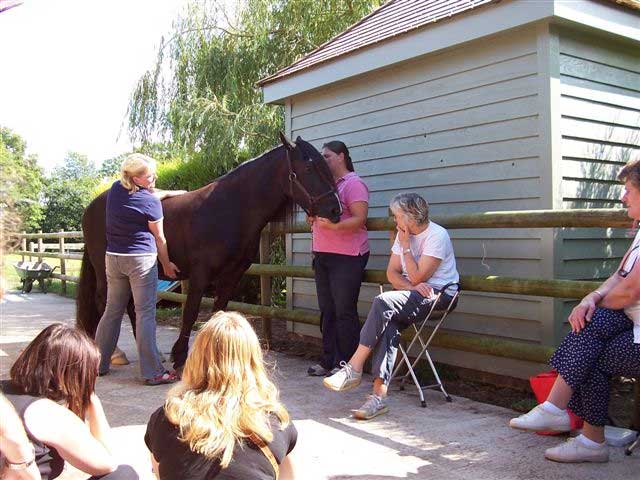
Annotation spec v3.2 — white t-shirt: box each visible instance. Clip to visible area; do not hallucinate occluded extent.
[391,221,459,293]
[622,229,640,344]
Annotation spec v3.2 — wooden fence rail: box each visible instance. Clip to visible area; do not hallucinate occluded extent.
[13,207,639,426]
[11,208,633,362]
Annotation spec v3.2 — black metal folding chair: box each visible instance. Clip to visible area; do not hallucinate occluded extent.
[387,281,461,407]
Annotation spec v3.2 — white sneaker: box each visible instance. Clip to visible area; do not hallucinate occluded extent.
[544,437,609,463]
[509,405,571,432]
[323,361,362,392]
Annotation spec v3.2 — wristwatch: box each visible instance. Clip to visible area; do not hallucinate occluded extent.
[403,248,411,254]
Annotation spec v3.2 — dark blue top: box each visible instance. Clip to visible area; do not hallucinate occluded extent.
[106,180,163,255]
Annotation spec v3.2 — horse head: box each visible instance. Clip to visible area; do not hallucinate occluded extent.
[279,133,342,223]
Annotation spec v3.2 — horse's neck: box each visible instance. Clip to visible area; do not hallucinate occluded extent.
[212,149,289,228]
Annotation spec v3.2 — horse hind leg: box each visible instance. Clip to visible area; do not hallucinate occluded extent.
[171,276,206,370]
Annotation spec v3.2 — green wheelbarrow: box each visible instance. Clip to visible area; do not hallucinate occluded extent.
[13,261,58,293]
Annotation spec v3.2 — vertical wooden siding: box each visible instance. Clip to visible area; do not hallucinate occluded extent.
[286,26,556,360]
[556,28,640,335]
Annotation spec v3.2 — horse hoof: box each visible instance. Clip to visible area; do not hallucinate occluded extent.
[111,347,130,366]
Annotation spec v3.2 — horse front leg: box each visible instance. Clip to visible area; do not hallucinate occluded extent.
[212,265,247,311]
[171,280,205,370]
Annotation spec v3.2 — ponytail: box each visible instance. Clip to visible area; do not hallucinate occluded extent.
[322,140,354,172]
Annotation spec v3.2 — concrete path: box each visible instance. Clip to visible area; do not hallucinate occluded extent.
[1,292,638,480]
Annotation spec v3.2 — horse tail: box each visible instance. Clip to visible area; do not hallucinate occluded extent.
[76,249,99,338]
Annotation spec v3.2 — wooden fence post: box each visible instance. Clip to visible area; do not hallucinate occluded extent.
[37,230,43,261]
[21,232,26,262]
[59,230,66,295]
[29,241,35,262]
[259,227,272,343]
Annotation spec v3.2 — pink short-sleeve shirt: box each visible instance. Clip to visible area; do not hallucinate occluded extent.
[312,172,369,256]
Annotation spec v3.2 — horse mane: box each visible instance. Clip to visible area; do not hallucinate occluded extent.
[219,144,296,231]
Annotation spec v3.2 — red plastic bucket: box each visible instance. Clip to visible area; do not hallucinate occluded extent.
[529,370,583,435]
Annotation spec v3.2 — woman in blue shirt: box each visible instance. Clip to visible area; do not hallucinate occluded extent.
[95,153,184,385]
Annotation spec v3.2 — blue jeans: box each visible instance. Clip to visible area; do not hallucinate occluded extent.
[95,254,165,380]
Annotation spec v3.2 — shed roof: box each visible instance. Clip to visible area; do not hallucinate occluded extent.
[257,0,639,87]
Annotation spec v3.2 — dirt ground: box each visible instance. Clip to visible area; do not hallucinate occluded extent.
[157,310,637,429]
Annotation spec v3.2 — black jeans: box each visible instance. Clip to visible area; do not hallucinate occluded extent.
[313,251,369,370]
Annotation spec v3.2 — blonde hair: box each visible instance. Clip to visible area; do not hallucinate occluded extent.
[120,153,156,193]
[164,311,290,468]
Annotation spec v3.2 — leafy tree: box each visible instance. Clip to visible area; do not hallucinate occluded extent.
[98,153,126,179]
[40,178,96,232]
[54,151,96,180]
[0,127,45,233]
[128,0,383,182]
[40,151,99,232]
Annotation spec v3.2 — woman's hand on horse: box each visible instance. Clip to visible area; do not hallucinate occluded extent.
[163,261,180,279]
[152,189,188,200]
[306,215,316,226]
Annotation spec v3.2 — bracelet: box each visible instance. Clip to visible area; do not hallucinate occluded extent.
[592,290,604,300]
[4,445,36,470]
[403,248,411,254]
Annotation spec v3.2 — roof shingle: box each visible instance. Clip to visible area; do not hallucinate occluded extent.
[258,0,640,87]
[257,0,499,86]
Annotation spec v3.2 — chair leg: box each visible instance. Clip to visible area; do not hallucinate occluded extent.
[390,345,426,407]
[626,433,639,456]
[423,349,452,402]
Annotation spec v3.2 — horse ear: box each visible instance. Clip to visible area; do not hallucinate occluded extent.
[279,132,296,150]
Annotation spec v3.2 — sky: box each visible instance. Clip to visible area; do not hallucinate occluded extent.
[0,0,188,172]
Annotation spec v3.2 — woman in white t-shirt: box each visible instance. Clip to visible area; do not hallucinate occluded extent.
[510,158,640,464]
[322,193,459,420]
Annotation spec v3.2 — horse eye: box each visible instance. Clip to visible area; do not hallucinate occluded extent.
[305,164,313,173]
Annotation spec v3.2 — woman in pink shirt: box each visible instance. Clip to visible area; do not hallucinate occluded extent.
[307,141,369,377]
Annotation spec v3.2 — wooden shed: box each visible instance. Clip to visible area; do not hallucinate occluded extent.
[258,0,640,379]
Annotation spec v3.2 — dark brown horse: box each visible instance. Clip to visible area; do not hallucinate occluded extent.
[77,134,341,368]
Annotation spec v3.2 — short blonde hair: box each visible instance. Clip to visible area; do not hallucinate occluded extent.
[120,153,157,193]
[164,311,289,467]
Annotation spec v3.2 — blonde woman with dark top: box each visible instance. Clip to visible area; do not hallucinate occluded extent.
[145,311,298,479]
[95,153,185,385]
